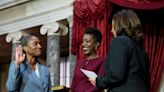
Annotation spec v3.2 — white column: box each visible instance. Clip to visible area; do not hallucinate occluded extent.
[40,22,68,86]
[5,31,22,62]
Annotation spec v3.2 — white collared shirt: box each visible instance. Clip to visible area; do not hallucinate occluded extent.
[35,63,40,79]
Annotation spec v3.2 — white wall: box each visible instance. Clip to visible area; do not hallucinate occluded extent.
[0,0,73,35]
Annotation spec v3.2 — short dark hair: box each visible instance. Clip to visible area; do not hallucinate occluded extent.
[84,27,102,44]
[20,35,33,46]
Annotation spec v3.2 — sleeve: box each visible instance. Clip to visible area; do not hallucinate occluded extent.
[96,38,128,88]
[70,61,79,91]
[6,62,22,91]
[87,86,103,92]
[87,59,105,91]
[48,72,53,92]
[70,75,76,91]
[97,59,105,76]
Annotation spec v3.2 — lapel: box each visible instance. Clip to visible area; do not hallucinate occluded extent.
[38,63,50,89]
[38,63,45,85]
[25,61,44,87]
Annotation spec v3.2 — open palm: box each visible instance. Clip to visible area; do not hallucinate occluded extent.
[15,45,25,66]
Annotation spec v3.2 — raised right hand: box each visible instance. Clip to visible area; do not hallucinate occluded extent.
[15,45,25,67]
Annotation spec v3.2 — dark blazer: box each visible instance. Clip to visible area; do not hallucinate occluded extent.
[96,36,150,92]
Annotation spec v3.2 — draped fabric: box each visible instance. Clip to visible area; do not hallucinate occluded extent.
[145,24,164,92]
[72,0,112,59]
[72,0,164,92]
[107,0,164,9]
[143,11,164,92]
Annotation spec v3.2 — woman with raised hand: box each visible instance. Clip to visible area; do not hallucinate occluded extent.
[6,35,52,92]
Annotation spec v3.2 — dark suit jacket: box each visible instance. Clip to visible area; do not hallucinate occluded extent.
[96,36,150,92]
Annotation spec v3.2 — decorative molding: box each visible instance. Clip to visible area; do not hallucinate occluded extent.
[6,31,22,43]
[0,2,73,35]
[0,0,31,10]
[40,22,59,35]
[58,23,68,36]
[40,22,68,36]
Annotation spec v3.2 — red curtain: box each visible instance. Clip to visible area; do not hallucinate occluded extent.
[71,0,112,60]
[72,0,164,92]
[107,0,164,9]
[144,19,164,92]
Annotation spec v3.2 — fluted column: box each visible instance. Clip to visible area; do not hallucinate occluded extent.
[6,31,22,62]
[40,22,68,86]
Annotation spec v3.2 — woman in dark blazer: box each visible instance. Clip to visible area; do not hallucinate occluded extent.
[89,9,150,92]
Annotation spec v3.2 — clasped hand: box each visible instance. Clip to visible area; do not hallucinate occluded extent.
[89,77,96,86]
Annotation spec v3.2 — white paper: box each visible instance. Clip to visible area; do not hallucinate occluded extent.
[80,68,97,78]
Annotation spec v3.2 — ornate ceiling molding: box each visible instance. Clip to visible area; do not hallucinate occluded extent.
[0,0,73,35]
[0,0,32,10]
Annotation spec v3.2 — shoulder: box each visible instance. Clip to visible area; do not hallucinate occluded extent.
[9,62,16,66]
[111,36,133,47]
[77,59,86,64]
[92,57,105,65]
[97,57,105,66]
[97,57,105,62]
[39,64,48,70]
[8,62,17,70]
[112,36,131,43]
[38,64,49,73]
